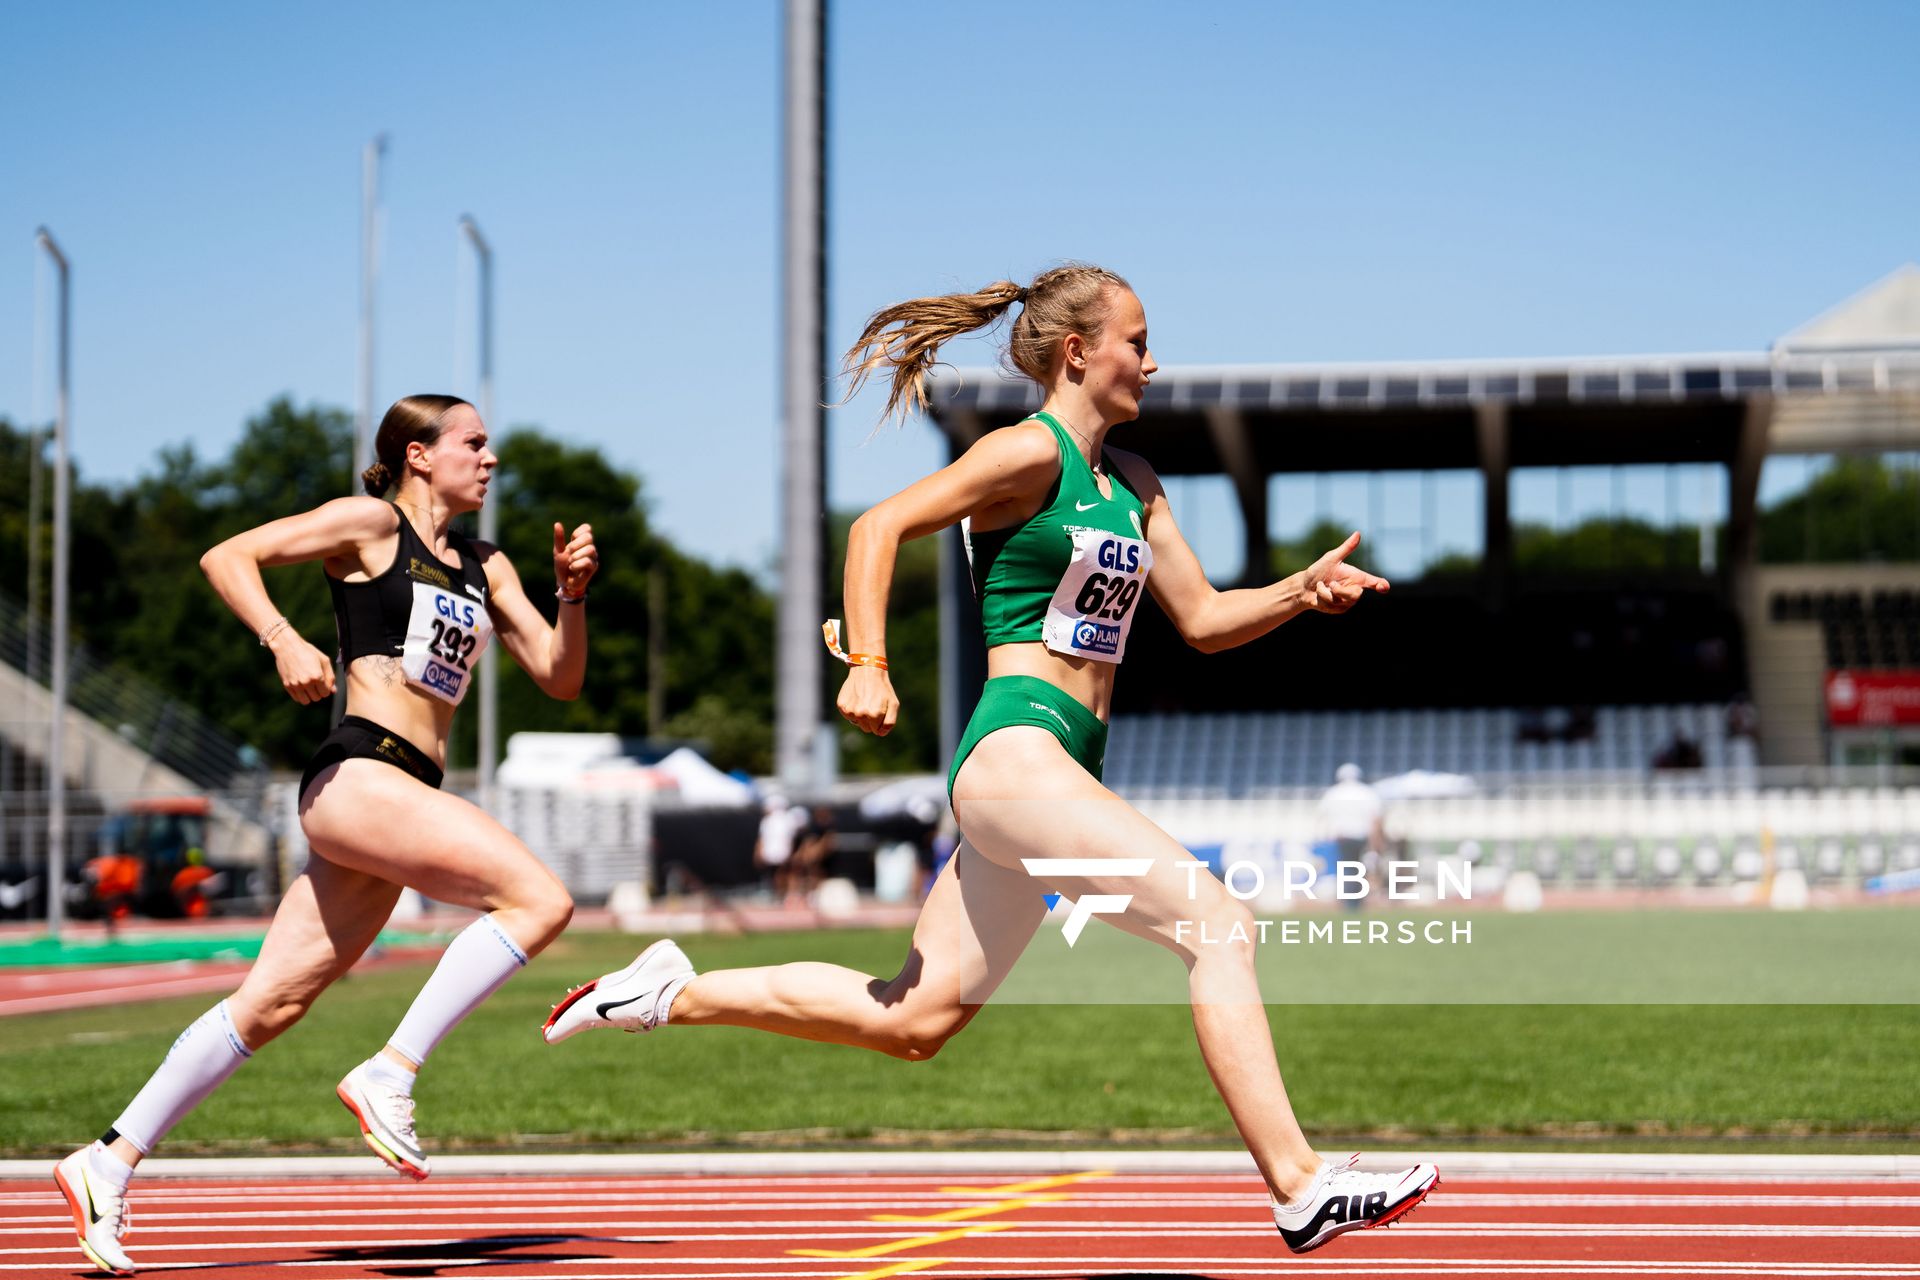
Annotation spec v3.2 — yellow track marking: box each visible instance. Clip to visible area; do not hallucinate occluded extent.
[940,1170,1114,1196]
[871,1192,1066,1223]
[787,1167,1109,1277]
[788,1222,1012,1259]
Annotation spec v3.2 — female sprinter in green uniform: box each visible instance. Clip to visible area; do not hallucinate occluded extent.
[55,395,595,1274]
[545,266,1437,1254]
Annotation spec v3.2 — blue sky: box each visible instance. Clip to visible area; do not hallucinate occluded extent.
[4,1,1916,579]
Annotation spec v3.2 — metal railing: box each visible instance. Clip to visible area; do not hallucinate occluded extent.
[0,588,261,792]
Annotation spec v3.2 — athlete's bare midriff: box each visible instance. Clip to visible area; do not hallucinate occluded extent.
[985,642,1118,721]
[340,661,458,762]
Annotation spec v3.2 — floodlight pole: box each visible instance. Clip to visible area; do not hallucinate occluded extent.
[35,228,70,938]
[775,0,829,790]
[354,135,388,485]
[460,215,498,811]
[342,135,386,722]
[24,424,41,684]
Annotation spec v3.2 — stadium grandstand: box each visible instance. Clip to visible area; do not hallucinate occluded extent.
[926,266,1920,893]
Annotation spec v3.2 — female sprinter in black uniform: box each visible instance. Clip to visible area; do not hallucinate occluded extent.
[55,394,596,1274]
[543,267,1437,1255]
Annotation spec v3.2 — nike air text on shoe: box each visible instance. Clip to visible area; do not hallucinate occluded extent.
[336,1062,429,1180]
[53,1147,135,1275]
[1271,1154,1439,1254]
[543,938,694,1044]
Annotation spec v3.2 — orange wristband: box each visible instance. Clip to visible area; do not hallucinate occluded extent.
[822,619,889,670]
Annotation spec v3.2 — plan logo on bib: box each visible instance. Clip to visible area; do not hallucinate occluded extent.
[1072,619,1121,655]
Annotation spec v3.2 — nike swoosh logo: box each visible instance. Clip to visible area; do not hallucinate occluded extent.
[1075,500,1099,511]
[596,995,646,1020]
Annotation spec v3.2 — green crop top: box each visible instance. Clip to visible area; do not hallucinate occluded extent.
[962,412,1155,664]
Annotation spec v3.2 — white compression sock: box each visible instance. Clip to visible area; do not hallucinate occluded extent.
[386,913,527,1066]
[655,974,693,1027]
[109,1001,253,1155]
[87,1142,134,1190]
[363,1054,418,1095]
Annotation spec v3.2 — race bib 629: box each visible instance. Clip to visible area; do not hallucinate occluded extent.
[1042,528,1152,665]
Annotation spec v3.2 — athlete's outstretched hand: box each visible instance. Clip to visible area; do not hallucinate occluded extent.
[837,665,899,737]
[554,522,599,598]
[269,631,337,705]
[1299,531,1390,615]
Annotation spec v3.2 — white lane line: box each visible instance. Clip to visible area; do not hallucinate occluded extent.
[0,1175,1099,1196]
[3,1153,1916,1179]
[9,1219,1912,1235]
[236,1266,1904,1274]
[7,1190,1918,1211]
[9,1222,1920,1251]
[0,972,251,1016]
[0,961,208,991]
[3,1195,1917,1225]
[0,1198,1225,1216]
[8,1265,1917,1278]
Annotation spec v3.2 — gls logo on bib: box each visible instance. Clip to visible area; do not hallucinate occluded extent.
[1096,538,1142,573]
[436,594,479,629]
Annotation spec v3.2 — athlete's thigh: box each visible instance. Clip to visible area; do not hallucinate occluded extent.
[894,839,1048,1009]
[300,759,562,911]
[234,854,402,1012]
[953,726,1233,950]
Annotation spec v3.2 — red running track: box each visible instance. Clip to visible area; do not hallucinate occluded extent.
[0,949,444,1018]
[4,1169,1918,1279]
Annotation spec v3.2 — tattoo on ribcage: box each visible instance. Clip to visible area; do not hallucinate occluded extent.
[373,656,402,686]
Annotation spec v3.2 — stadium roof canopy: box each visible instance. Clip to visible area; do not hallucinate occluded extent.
[921,266,1920,597]
[923,264,1920,476]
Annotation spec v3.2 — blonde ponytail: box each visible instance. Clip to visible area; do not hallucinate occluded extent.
[841,280,1027,426]
[841,264,1130,428]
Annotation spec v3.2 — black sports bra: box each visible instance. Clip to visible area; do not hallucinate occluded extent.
[328,509,494,705]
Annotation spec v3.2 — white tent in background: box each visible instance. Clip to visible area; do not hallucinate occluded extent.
[652,746,756,805]
[857,774,948,824]
[496,733,630,788]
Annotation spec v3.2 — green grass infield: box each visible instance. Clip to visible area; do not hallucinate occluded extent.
[2,924,1915,1157]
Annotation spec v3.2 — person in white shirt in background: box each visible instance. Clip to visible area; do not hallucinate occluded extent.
[1317,763,1386,911]
[754,794,806,904]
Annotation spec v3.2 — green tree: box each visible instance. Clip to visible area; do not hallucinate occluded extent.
[662,693,772,776]
[3,403,785,775]
[1759,455,1920,563]
[1512,516,1704,575]
[447,427,777,771]
[446,427,660,763]
[1270,519,1365,579]
[142,401,355,765]
[0,420,43,599]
